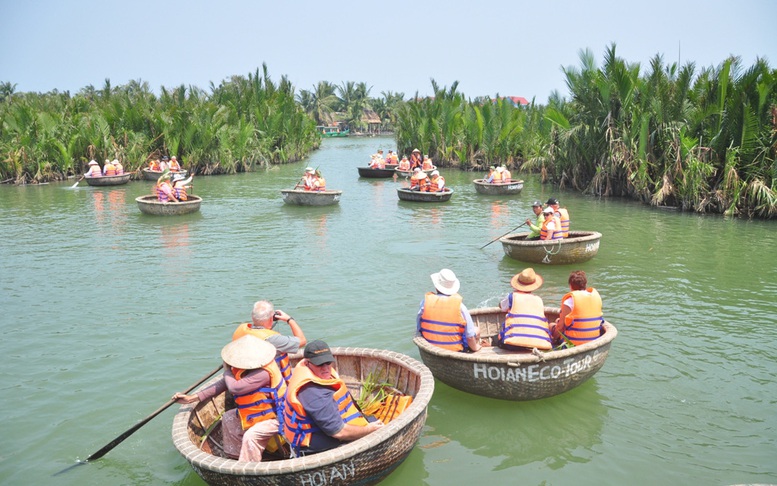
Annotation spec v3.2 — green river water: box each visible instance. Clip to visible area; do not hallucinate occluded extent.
[0,136,775,486]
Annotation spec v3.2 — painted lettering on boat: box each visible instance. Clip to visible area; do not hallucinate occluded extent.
[299,461,355,486]
[333,194,341,202]
[472,353,597,382]
[585,241,600,253]
[507,184,521,190]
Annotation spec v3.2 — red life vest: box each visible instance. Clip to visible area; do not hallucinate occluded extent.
[419,293,466,351]
[561,288,603,345]
[233,323,293,384]
[282,362,368,453]
[232,361,287,430]
[500,292,551,350]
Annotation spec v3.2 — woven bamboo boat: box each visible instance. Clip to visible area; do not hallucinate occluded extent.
[84,173,132,186]
[141,168,188,181]
[357,167,395,178]
[500,231,602,265]
[472,179,524,195]
[135,195,202,215]
[172,347,434,486]
[394,168,413,177]
[414,306,616,401]
[397,187,453,203]
[281,189,342,206]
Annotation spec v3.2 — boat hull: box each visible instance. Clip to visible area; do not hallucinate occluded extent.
[500,231,602,264]
[281,189,342,206]
[397,188,453,202]
[357,167,395,178]
[141,168,188,181]
[472,179,524,195]
[84,173,132,186]
[172,347,434,486]
[414,306,616,401]
[135,195,201,215]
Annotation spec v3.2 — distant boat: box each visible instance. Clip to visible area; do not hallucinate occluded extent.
[357,166,395,178]
[473,179,524,195]
[281,189,342,206]
[135,195,202,215]
[397,187,453,203]
[84,173,132,186]
[142,168,188,181]
[316,126,350,138]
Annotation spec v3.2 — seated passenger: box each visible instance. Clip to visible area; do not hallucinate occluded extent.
[102,159,116,176]
[426,170,445,192]
[421,155,434,171]
[168,156,182,172]
[173,335,286,462]
[499,268,551,351]
[500,165,512,183]
[409,169,429,191]
[155,172,178,202]
[84,160,102,177]
[492,166,504,183]
[551,270,603,347]
[546,197,570,238]
[417,268,485,352]
[148,159,161,171]
[409,149,422,169]
[172,174,193,201]
[113,159,124,175]
[397,156,411,171]
[540,207,560,240]
[283,340,383,456]
[484,166,496,183]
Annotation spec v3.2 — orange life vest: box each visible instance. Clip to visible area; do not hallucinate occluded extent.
[315,177,326,191]
[232,323,293,384]
[540,217,562,240]
[500,292,551,350]
[173,184,187,201]
[86,166,102,177]
[419,293,466,351]
[492,171,503,183]
[155,181,174,202]
[149,161,160,171]
[103,163,116,176]
[282,362,368,453]
[398,160,410,170]
[232,361,287,430]
[561,288,603,345]
[556,208,570,237]
[428,176,444,192]
[169,160,181,171]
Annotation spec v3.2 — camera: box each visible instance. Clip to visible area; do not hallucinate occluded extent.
[273,311,281,320]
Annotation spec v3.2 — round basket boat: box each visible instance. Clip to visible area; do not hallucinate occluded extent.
[414,306,616,401]
[84,173,132,186]
[135,195,202,215]
[281,189,342,206]
[395,168,413,178]
[172,347,434,486]
[472,179,524,195]
[500,231,602,265]
[141,168,188,181]
[357,167,395,178]
[397,187,453,203]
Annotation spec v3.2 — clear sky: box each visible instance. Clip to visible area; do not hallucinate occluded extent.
[2,0,775,104]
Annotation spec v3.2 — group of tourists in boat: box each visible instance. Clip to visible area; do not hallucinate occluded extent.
[296,167,326,191]
[368,148,399,169]
[172,300,400,462]
[418,267,604,353]
[84,158,124,177]
[154,170,193,202]
[483,165,514,184]
[409,167,446,192]
[524,197,571,241]
[147,155,183,173]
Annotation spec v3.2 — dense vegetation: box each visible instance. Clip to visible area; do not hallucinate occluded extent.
[0,65,319,182]
[2,46,775,218]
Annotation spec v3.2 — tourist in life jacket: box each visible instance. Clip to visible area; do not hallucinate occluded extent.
[540,206,560,240]
[499,268,552,351]
[168,156,182,172]
[546,197,570,238]
[427,170,445,192]
[525,200,544,240]
[233,300,307,385]
[148,159,161,171]
[312,170,326,191]
[551,270,604,347]
[421,155,434,171]
[155,172,178,202]
[84,160,102,178]
[484,166,496,183]
[301,167,317,191]
[397,156,411,171]
[368,155,385,169]
[159,156,169,172]
[500,165,512,183]
[386,149,398,164]
[172,174,193,201]
[112,159,123,175]
[492,166,504,183]
[102,159,116,176]
[417,269,486,352]
[283,340,383,456]
[173,335,287,462]
[409,169,430,191]
[409,148,422,169]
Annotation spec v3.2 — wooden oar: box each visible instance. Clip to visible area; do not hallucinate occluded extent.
[71,175,84,188]
[54,364,222,476]
[480,222,527,249]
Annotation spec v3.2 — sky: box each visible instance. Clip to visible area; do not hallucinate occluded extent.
[2,0,776,105]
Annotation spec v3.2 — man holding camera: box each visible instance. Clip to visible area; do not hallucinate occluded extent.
[233,300,308,383]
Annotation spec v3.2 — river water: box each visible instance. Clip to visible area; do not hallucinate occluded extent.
[1,136,775,486]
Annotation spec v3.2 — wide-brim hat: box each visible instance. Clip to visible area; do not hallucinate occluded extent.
[88,160,98,166]
[431,170,440,176]
[412,148,421,153]
[412,171,428,180]
[221,335,276,370]
[511,268,543,292]
[431,268,460,295]
[305,167,315,174]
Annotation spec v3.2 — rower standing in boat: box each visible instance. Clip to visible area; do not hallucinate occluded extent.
[551,270,604,347]
[525,200,544,240]
[417,269,486,352]
[546,197,570,238]
[173,335,286,462]
[499,268,552,351]
[233,300,308,385]
[283,340,383,457]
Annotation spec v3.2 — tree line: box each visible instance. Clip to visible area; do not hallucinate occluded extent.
[1,46,775,218]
